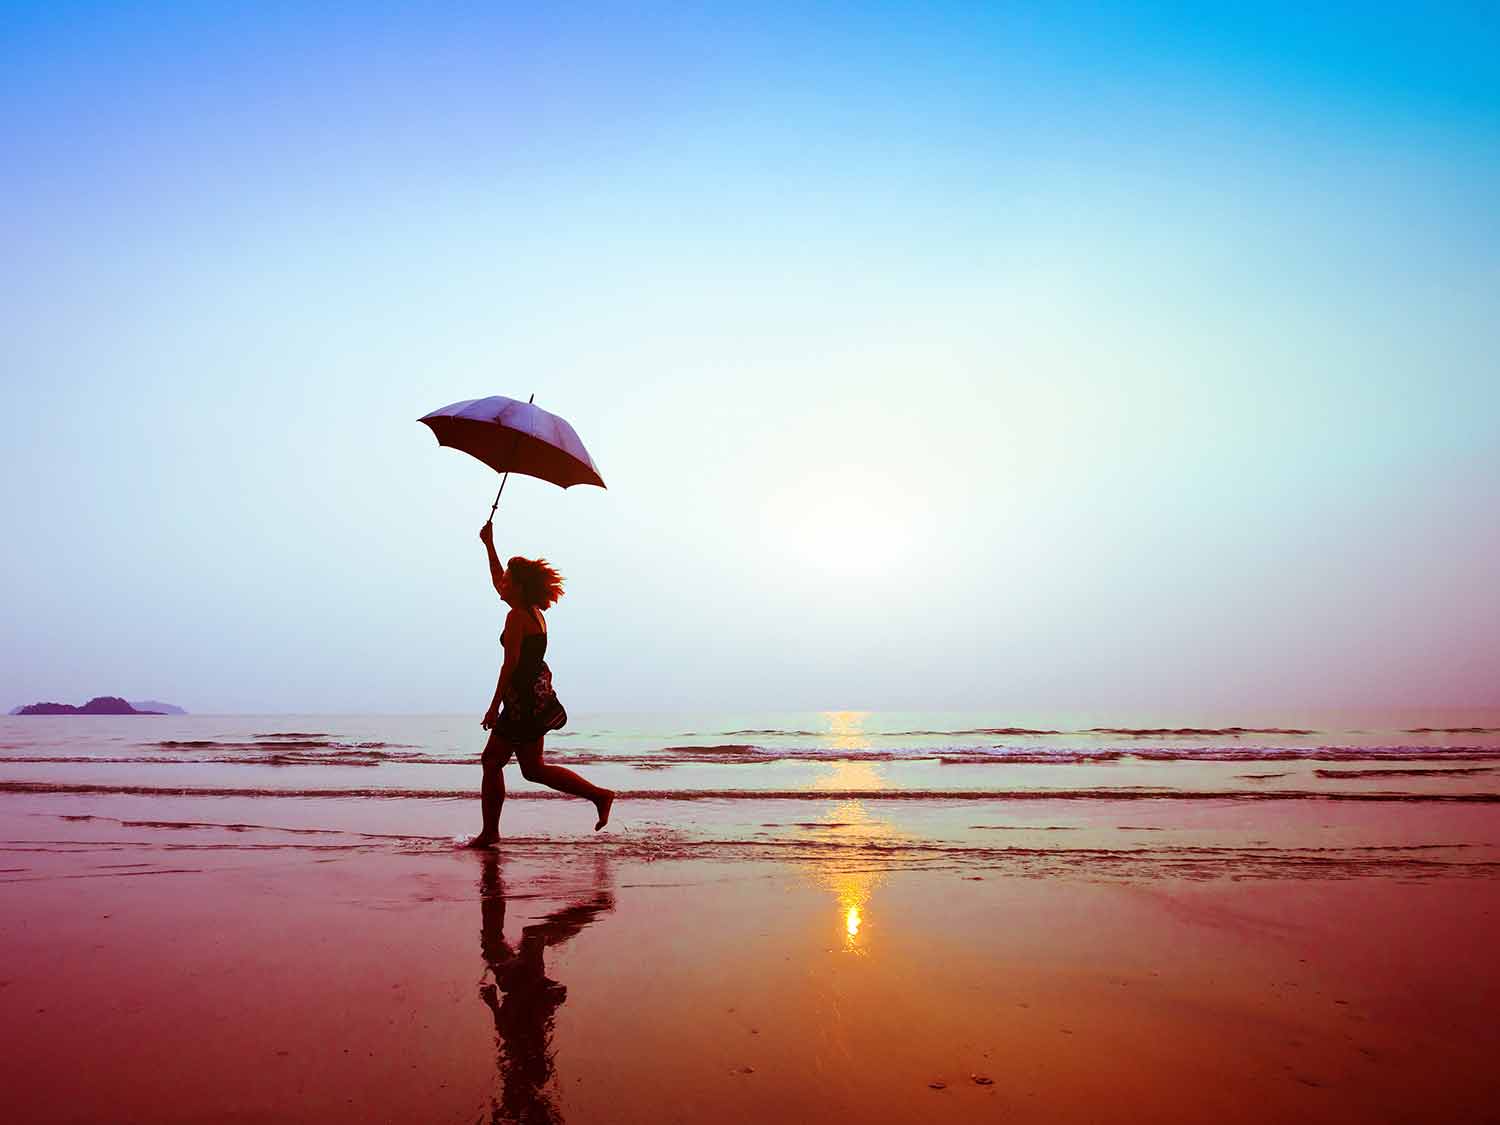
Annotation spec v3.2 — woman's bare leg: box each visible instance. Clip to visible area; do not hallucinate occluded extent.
[467,733,512,847]
[517,738,615,830]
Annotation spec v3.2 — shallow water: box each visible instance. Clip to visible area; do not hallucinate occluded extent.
[3,710,1498,880]
[5,717,1500,1122]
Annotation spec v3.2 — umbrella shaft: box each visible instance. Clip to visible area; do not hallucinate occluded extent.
[489,473,510,521]
[485,394,531,525]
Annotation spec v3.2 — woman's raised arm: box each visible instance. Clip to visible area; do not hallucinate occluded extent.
[479,522,505,598]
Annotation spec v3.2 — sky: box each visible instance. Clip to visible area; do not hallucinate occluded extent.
[2,1,1497,714]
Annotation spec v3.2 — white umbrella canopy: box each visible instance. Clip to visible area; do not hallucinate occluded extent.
[419,395,606,519]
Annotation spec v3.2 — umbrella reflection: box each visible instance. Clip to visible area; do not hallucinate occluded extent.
[477,853,615,1124]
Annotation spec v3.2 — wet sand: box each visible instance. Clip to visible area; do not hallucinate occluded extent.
[2,807,1498,1124]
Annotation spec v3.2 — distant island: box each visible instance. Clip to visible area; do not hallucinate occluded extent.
[128,699,189,715]
[9,696,187,716]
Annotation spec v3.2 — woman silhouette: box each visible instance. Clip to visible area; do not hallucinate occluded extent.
[467,522,613,849]
[476,851,616,1123]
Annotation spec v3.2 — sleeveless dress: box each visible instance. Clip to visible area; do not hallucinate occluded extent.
[495,620,565,740]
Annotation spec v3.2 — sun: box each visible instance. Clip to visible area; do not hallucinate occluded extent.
[757,466,922,585]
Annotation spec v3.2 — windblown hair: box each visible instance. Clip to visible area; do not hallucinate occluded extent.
[505,556,565,609]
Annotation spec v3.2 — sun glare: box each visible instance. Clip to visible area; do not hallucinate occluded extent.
[758,468,923,585]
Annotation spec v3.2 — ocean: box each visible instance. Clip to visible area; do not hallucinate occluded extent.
[4,710,1499,881]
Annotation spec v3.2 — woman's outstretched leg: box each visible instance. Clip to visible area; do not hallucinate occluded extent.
[468,734,511,847]
[516,739,615,831]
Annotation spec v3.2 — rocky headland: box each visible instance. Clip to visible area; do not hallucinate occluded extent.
[9,696,186,716]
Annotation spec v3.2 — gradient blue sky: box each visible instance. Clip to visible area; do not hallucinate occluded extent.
[3,2,1497,713]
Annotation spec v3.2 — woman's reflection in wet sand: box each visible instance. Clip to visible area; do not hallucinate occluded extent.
[477,852,615,1125]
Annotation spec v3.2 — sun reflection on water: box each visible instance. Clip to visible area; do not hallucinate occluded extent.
[811,711,885,793]
[811,760,886,792]
[821,807,886,953]
[824,709,872,753]
[795,712,907,952]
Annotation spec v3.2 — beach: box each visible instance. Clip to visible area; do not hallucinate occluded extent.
[10,1,1499,1119]
[3,712,1499,1123]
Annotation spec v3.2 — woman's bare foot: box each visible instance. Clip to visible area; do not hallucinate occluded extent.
[465,833,499,849]
[593,790,614,832]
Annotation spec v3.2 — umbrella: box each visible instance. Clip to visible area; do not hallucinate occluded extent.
[419,394,606,522]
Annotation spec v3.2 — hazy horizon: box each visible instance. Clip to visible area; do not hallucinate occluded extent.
[4,3,1497,714]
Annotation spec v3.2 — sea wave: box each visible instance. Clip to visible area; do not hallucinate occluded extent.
[6,813,1498,881]
[656,744,760,755]
[935,746,1500,764]
[1405,727,1500,734]
[715,726,1320,737]
[550,744,1500,766]
[886,728,1065,736]
[7,744,1500,769]
[719,729,824,737]
[1313,766,1495,779]
[1083,726,1316,736]
[2,780,1496,802]
[153,739,416,751]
